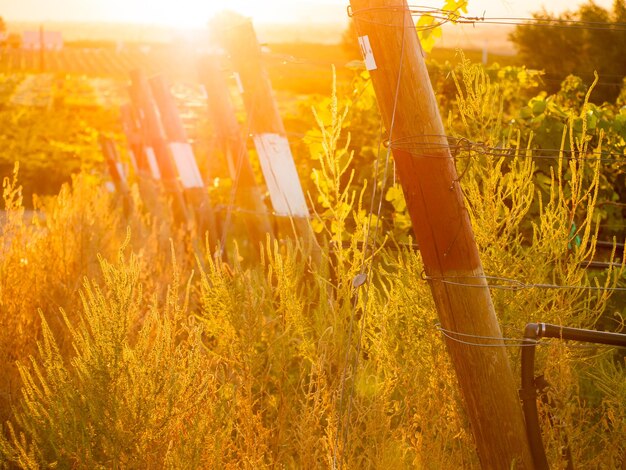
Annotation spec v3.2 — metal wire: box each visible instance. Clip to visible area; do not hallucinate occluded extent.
[348,4,626,32]
[384,135,626,164]
[333,8,409,470]
[422,273,626,292]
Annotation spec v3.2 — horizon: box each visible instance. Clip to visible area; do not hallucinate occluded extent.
[0,0,615,29]
[2,20,350,46]
[1,0,615,50]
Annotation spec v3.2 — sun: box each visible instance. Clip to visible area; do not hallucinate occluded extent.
[3,0,342,27]
[109,0,297,29]
[116,1,219,29]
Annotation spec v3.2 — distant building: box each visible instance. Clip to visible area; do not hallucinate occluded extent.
[22,31,63,51]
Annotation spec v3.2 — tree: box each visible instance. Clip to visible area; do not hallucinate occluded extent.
[510,1,626,102]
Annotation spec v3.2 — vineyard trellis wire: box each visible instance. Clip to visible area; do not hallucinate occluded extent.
[348,4,626,32]
[333,8,407,468]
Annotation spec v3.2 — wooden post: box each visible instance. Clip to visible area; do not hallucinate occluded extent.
[98,134,128,191]
[119,103,148,177]
[214,18,319,257]
[98,134,132,215]
[198,55,274,252]
[119,103,164,216]
[128,69,191,226]
[348,1,533,468]
[38,24,45,72]
[148,74,218,249]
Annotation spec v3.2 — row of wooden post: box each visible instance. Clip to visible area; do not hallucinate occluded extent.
[100,18,318,258]
[101,7,538,469]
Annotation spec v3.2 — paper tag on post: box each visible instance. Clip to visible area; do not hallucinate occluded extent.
[145,147,161,180]
[358,35,377,71]
[253,133,309,218]
[169,142,204,189]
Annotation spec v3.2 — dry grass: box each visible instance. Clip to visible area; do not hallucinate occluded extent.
[0,62,625,469]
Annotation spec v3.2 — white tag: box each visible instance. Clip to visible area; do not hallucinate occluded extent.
[105,181,116,193]
[358,35,377,71]
[253,133,309,218]
[233,72,244,94]
[145,147,161,180]
[169,142,204,189]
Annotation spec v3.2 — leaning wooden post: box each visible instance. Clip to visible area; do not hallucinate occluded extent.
[128,69,191,226]
[349,1,533,468]
[39,24,45,73]
[119,103,165,217]
[98,134,132,215]
[214,18,319,257]
[98,134,128,193]
[198,55,274,252]
[149,74,218,249]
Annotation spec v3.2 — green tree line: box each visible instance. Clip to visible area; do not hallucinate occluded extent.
[510,0,626,102]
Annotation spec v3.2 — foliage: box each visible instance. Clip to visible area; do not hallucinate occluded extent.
[1,251,214,468]
[0,162,193,426]
[1,57,626,469]
[0,161,468,469]
[0,74,120,206]
[509,0,626,102]
[506,73,626,242]
[416,0,468,53]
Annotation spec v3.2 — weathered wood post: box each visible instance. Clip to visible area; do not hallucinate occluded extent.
[120,103,153,179]
[98,135,132,215]
[128,69,191,226]
[39,24,45,73]
[119,103,164,216]
[348,1,533,468]
[149,74,218,249]
[213,17,319,257]
[198,55,274,253]
[99,135,128,192]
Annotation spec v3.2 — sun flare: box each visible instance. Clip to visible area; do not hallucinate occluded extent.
[97,0,300,28]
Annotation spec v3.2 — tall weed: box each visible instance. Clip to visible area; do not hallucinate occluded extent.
[1,60,625,468]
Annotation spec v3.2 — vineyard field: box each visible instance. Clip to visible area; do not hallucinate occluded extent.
[1,8,626,469]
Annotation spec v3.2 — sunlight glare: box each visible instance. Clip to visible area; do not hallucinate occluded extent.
[108,0,298,29]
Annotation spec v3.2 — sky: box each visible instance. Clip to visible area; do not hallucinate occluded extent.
[0,0,616,27]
